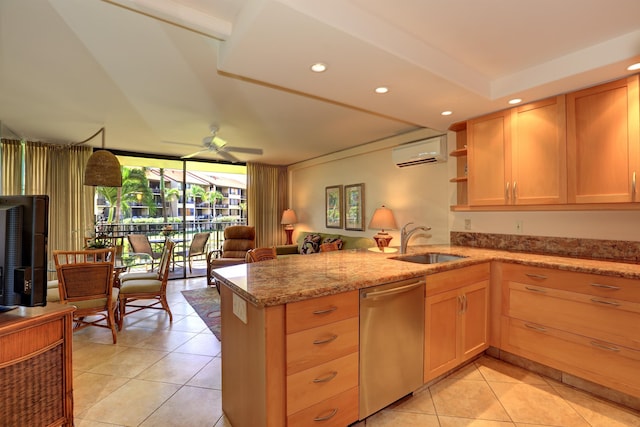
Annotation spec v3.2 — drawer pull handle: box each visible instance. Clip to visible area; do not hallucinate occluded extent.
[525,323,547,332]
[313,371,338,383]
[312,306,338,315]
[525,286,546,293]
[313,335,338,345]
[525,273,547,280]
[590,283,621,290]
[590,298,621,307]
[590,341,620,352]
[314,408,338,422]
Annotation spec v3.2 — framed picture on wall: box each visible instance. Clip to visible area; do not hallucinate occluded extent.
[344,183,365,231]
[325,185,343,228]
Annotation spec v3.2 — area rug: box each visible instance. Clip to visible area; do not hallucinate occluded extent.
[181,287,221,341]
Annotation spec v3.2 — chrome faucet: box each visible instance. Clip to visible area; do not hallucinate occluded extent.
[399,222,431,254]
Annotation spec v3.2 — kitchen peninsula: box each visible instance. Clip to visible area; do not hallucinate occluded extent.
[212,245,640,427]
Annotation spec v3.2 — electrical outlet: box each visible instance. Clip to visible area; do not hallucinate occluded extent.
[464,219,471,230]
[515,220,523,234]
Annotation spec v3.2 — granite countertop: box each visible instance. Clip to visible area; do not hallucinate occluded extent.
[211,245,640,307]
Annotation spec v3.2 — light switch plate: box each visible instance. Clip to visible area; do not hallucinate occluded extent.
[232,293,247,324]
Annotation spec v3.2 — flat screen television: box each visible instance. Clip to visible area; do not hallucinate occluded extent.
[0,195,49,311]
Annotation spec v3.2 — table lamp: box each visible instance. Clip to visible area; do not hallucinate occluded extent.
[281,209,298,245]
[368,205,397,251]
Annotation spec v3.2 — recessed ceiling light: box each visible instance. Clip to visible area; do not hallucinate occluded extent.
[628,62,640,71]
[441,111,453,116]
[310,63,327,73]
[375,87,389,94]
[508,98,522,105]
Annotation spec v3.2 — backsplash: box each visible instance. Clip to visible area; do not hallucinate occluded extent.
[450,232,640,263]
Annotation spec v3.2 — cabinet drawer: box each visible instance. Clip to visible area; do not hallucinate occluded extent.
[287,386,359,427]
[508,283,640,350]
[503,317,640,397]
[287,317,359,375]
[287,352,358,415]
[502,263,640,302]
[286,291,358,334]
[0,318,64,364]
[426,262,490,296]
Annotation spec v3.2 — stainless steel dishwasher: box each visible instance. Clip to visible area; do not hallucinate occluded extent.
[359,277,425,419]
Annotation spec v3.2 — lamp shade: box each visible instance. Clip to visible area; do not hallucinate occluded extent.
[281,209,298,225]
[368,205,397,231]
[84,150,122,187]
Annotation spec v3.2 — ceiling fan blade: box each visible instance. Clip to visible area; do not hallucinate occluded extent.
[181,149,208,159]
[223,146,263,155]
[162,140,202,148]
[217,150,240,163]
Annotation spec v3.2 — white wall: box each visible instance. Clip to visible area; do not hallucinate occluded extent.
[288,129,451,246]
[289,129,640,245]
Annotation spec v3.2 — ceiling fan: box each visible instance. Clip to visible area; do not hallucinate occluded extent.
[171,126,263,162]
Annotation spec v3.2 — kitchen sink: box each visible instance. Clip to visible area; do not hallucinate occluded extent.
[391,253,467,264]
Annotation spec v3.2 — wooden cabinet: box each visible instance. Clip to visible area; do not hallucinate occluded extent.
[0,304,75,427]
[499,263,640,397]
[567,75,640,203]
[451,74,640,210]
[285,291,359,426]
[424,263,490,381]
[511,96,567,204]
[467,110,511,206]
[466,96,567,207]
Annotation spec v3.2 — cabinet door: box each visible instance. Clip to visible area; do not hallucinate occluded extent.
[468,110,512,205]
[567,75,640,203]
[511,96,567,205]
[424,288,460,381]
[461,281,490,359]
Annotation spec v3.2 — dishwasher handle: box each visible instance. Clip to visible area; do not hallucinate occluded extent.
[361,281,424,299]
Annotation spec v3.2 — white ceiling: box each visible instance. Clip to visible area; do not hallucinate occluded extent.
[1,0,639,165]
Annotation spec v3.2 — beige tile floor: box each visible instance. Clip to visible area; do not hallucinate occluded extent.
[72,277,640,427]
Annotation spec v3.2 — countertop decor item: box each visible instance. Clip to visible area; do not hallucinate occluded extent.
[368,205,397,250]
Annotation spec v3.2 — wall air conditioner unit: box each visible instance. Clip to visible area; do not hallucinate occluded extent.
[392,135,447,168]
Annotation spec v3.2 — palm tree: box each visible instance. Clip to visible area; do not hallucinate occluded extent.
[119,167,155,218]
[96,186,119,223]
[204,189,224,218]
[163,187,181,218]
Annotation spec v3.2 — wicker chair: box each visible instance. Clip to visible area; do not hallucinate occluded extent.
[207,225,256,292]
[246,247,277,263]
[53,247,119,343]
[173,232,209,272]
[118,240,175,330]
[127,234,162,269]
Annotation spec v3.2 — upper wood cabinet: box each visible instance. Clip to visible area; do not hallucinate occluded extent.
[567,75,640,203]
[466,96,566,206]
[511,96,567,205]
[467,110,511,206]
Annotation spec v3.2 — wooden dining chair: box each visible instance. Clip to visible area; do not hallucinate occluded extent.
[53,247,119,344]
[118,240,175,330]
[246,247,277,263]
[320,242,340,252]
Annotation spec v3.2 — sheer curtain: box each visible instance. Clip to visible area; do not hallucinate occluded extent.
[0,139,22,194]
[1,139,94,259]
[247,162,288,247]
